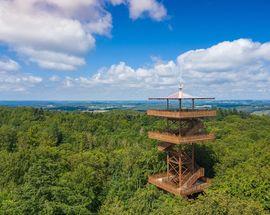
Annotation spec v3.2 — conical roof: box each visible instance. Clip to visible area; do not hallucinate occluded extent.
[149,83,214,100]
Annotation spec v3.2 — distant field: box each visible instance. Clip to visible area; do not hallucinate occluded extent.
[252,110,270,116]
[1,100,270,114]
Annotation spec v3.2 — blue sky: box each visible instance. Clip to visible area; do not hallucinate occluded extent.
[0,0,270,100]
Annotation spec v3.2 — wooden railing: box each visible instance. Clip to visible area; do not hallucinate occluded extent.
[147,109,216,119]
[157,142,172,151]
[148,173,210,196]
[148,173,180,195]
[148,131,215,144]
[184,168,204,187]
[180,181,210,196]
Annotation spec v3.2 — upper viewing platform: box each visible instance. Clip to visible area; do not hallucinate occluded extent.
[147,109,216,119]
[148,83,216,114]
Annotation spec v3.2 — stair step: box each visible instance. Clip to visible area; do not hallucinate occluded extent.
[184,168,205,187]
[157,142,173,151]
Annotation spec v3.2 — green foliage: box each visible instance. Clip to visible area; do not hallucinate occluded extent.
[0,107,269,214]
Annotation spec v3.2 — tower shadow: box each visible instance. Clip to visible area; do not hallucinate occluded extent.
[195,144,218,178]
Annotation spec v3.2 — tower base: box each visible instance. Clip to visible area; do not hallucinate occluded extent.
[148,172,210,196]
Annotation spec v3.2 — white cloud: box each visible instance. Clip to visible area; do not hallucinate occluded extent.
[178,39,270,92]
[0,0,167,71]
[128,0,167,21]
[109,0,167,20]
[18,47,86,71]
[49,75,60,82]
[0,58,20,71]
[0,58,42,92]
[64,60,178,89]
[60,39,270,99]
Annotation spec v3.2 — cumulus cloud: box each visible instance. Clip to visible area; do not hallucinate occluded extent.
[178,39,270,93]
[0,58,42,92]
[0,58,20,71]
[109,0,167,20]
[128,0,167,20]
[63,60,178,90]
[0,0,167,71]
[61,39,270,99]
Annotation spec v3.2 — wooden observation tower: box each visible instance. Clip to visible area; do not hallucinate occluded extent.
[147,83,216,196]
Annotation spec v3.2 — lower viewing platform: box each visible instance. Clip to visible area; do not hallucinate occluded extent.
[148,173,210,196]
[148,131,215,144]
[147,109,216,119]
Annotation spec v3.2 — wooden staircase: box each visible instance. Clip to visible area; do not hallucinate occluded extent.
[183,168,205,188]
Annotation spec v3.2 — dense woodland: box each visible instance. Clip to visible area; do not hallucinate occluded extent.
[0,107,269,214]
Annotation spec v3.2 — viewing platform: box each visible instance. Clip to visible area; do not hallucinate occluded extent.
[148,131,215,144]
[148,172,210,196]
[147,109,216,119]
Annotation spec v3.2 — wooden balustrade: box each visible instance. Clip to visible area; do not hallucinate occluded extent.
[148,172,210,196]
[148,131,215,144]
[180,181,210,196]
[147,109,216,119]
[148,173,181,195]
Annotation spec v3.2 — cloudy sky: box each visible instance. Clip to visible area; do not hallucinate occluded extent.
[0,0,270,100]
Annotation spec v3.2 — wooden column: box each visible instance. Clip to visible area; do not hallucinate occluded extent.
[167,152,169,180]
[178,151,182,187]
[192,143,195,173]
[166,99,169,130]
[178,99,181,135]
[192,99,195,109]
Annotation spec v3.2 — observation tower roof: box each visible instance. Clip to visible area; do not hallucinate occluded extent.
[149,83,214,100]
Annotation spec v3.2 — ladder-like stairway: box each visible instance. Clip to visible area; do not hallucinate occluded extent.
[183,167,205,188]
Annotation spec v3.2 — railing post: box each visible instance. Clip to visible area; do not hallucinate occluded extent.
[179,151,182,187]
[167,152,169,180]
[192,143,195,173]
[166,99,169,130]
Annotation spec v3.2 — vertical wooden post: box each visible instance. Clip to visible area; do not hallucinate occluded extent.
[192,99,195,109]
[166,99,169,130]
[179,119,181,136]
[167,152,169,180]
[179,100,182,135]
[178,151,182,187]
[192,143,195,173]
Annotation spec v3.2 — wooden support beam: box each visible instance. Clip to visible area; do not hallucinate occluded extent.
[192,143,195,173]
[179,151,182,187]
[167,152,169,180]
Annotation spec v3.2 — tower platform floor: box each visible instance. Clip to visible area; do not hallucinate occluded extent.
[148,131,215,144]
[148,172,210,196]
[147,109,216,119]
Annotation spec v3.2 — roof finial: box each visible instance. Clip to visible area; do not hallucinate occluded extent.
[179,81,184,98]
[179,81,184,91]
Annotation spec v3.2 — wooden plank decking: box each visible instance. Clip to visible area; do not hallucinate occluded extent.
[147,109,216,119]
[148,173,210,196]
[148,131,215,144]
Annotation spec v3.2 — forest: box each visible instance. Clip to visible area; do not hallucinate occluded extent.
[0,107,269,214]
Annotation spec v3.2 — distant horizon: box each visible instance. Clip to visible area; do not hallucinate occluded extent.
[1,99,270,102]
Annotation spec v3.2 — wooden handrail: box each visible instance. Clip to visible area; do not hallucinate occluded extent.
[148,131,215,144]
[180,182,210,196]
[147,109,216,119]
